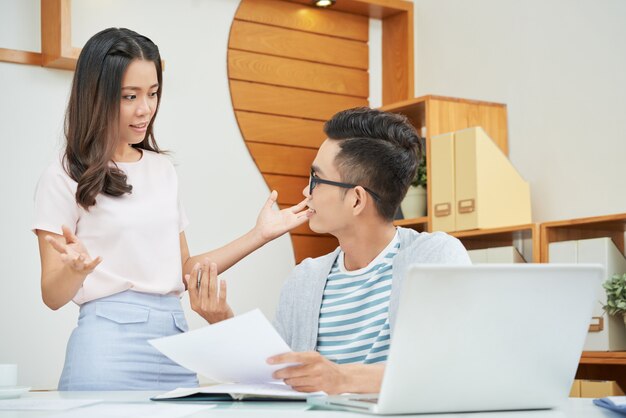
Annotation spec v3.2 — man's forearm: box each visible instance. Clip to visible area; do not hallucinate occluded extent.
[341,363,385,393]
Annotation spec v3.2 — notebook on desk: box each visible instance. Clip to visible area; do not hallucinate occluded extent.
[308,264,603,415]
[152,382,312,402]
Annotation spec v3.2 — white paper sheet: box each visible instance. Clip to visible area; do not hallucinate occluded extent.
[45,403,213,418]
[0,398,101,410]
[149,309,293,383]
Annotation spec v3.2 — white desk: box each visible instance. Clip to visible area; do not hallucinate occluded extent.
[0,391,621,418]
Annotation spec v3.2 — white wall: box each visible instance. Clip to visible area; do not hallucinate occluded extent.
[413,0,626,222]
[0,0,305,389]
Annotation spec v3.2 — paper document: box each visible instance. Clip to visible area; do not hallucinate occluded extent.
[149,309,293,384]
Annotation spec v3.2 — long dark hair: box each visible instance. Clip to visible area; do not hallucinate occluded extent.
[64,27,163,209]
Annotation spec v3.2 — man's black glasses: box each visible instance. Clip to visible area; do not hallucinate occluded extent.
[309,169,381,201]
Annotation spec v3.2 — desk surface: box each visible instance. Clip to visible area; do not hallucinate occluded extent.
[0,391,621,418]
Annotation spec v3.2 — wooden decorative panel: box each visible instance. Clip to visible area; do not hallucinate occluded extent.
[291,235,340,262]
[229,20,368,70]
[265,174,309,206]
[235,0,369,42]
[234,111,326,148]
[229,0,414,263]
[230,80,367,121]
[246,143,317,177]
[229,0,374,262]
[229,50,368,97]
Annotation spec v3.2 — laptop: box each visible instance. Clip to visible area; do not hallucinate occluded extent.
[308,264,604,415]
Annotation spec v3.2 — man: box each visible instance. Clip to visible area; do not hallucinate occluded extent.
[187,107,470,394]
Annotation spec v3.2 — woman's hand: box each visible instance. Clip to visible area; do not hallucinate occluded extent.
[185,260,234,324]
[45,225,102,275]
[255,191,311,242]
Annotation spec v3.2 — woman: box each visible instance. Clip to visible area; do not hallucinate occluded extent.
[33,27,309,391]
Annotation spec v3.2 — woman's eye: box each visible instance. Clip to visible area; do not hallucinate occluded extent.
[149,91,158,97]
[123,95,136,100]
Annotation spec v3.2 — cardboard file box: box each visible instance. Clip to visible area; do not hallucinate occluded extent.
[549,237,626,351]
[430,127,531,232]
[579,380,624,398]
[430,132,456,232]
[569,379,581,398]
[468,246,526,264]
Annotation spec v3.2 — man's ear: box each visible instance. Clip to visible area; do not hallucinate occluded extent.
[351,186,368,216]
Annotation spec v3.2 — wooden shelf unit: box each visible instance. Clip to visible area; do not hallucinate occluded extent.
[393,220,540,263]
[388,95,526,259]
[451,223,540,263]
[380,95,508,154]
[394,212,626,378]
[544,213,626,387]
[581,352,626,366]
[393,216,428,232]
[577,352,626,391]
[540,212,626,263]
[384,95,508,239]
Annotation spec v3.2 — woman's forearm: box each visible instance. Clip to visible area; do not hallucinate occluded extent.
[41,266,87,310]
[183,227,266,276]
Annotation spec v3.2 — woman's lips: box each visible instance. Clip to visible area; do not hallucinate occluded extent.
[130,122,148,132]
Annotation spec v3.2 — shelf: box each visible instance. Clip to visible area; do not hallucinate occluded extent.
[394,216,428,231]
[382,94,510,255]
[540,213,626,262]
[450,223,540,263]
[581,352,626,366]
[380,94,508,155]
[450,223,537,239]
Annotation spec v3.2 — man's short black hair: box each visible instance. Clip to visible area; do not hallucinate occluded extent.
[324,107,423,221]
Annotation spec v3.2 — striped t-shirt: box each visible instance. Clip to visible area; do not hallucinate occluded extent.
[316,231,400,364]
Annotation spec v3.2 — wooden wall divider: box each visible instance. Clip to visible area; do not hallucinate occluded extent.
[229,0,374,262]
[229,0,414,263]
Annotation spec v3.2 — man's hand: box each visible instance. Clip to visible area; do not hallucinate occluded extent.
[254,191,311,242]
[268,351,348,394]
[185,260,233,324]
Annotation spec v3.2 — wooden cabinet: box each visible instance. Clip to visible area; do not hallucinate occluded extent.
[578,352,626,393]
[540,213,626,386]
[383,95,626,383]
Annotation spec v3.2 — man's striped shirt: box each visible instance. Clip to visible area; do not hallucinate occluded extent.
[316,232,400,364]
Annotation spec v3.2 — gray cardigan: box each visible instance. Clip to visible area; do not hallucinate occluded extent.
[273,227,471,352]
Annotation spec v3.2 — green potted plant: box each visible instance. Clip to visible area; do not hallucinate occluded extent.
[602,273,626,325]
[400,152,427,218]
